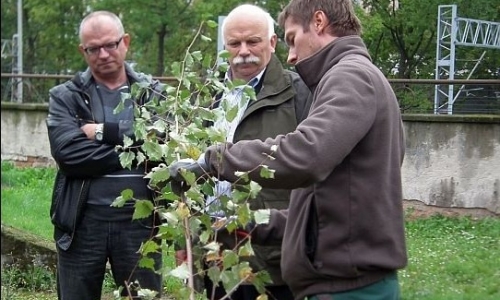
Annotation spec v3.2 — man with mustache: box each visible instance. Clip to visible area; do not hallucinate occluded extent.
[175,4,312,300]
[171,0,408,299]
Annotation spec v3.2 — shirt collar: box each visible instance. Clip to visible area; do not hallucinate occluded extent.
[225,67,266,88]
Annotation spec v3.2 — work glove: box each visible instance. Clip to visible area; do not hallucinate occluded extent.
[168,155,209,195]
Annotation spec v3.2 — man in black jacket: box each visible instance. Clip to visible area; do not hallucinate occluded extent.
[46,11,163,300]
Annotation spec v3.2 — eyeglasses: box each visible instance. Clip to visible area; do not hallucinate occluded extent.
[83,37,123,56]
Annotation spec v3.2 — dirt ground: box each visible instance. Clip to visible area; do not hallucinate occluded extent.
[403,199,498,220]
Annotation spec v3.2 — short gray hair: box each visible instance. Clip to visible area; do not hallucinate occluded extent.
[79,11,124,42]
[221,4,275,45]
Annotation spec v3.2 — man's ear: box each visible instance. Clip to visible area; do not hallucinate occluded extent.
[312,10,329,33]
[270,34,278,53]
[78,44,85,56]
[122,33,131,48]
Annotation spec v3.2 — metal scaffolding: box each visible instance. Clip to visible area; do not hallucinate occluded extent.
[1,35,22,102]
[434,4,500,114]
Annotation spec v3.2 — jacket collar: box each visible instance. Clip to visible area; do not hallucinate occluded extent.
[295,35,371,90]
[256,54,292,100]
[72,63,149,90]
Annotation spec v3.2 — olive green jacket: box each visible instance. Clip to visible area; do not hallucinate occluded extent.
[217,54,312,285]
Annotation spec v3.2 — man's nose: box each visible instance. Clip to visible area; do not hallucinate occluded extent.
[239,43,250,56]
[97,47,111,57]
[287,51,298,65]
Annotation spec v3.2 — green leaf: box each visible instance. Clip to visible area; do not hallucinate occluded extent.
[238,242,254,257]
[119,150,135,169]
[113,98,126,114]
[133,200,155,219]
[203,241,221,252]
[236,204,252,226]
[144,164,170,184]
[202,54,213,69]
[206,20,218,28]
[180,169,197,186]
[142,141,163,161]
[252,270,273,294]
[171,61,182,78]
[199,230,211,244]
[121,188,134,201]
[158,211,179,225]
[254,209,271,225]
[185,52,194,68]
[192,51,203,62]
[226,104,239,122]
[219,50,230,60]
[136,288,158,299]
[136,151,146,167]
[140,240,161,256]
[111,189,134,207]
[221,269,240,294]
[259,165,275,179]
[207,266,222,286]
[222,250,239,270]
[138,256,155,270]
[169,263,191,280]
[231,189,249,202]
[248,181,262,199]
[111,193,129,208]
[201,34,212,42]
[122,135,134,148]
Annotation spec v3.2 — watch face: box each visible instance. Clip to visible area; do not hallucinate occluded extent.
[95,124,104,141]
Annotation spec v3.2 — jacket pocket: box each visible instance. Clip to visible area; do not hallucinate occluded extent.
[50,171,66,225]
[50,171,82,235]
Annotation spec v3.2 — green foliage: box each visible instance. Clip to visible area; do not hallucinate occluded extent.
[2,0,497,79]
[2,0,497,111]
[1,263,56,293]
[393,83,434,113]
[358,0,500,79]
[112,20,275,299]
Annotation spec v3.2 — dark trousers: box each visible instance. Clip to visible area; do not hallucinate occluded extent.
[308,272,401,300]
[56,213,162,300]
[204,275,294,300]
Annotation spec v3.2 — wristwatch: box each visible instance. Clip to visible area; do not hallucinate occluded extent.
[95,124,104,142]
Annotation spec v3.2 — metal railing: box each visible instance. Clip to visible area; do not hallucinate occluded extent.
[2,73,499,114]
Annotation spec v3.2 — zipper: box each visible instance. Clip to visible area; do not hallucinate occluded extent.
[70,180,90,242]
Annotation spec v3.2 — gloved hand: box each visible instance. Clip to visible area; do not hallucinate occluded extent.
[169,155,209,195]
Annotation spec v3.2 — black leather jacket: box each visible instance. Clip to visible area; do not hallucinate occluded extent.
[46,64,163,250]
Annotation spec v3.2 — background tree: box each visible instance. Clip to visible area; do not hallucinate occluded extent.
[360,0,499,79]
[1,0,497,111]
[24,0,86,74]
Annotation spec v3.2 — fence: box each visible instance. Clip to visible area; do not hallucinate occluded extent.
[1,104,499,214]
[1,73,499,114]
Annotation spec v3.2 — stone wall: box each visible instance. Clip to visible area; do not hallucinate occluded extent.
[1,224,57,272]
[402,115,499,214]
[1,103,53,167]
[1,102,499,214]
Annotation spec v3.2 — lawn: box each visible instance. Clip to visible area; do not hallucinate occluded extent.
[1,161,499,300]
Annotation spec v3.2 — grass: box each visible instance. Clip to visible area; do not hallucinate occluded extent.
[401,215,500,299]
[1,162,56,240]
[1,161,499,299]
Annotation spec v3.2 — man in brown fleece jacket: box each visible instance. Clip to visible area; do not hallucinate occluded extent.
[169,0,408,299]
